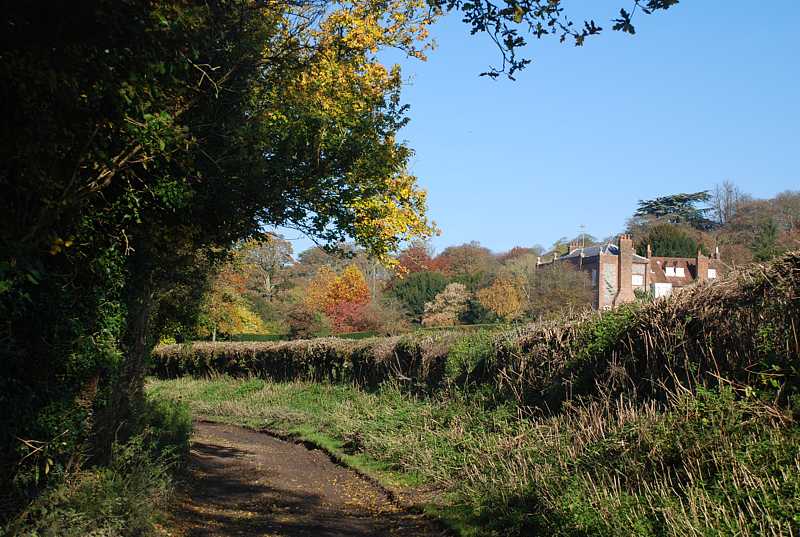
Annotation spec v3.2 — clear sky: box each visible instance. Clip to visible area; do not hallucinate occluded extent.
[282,1,800,255]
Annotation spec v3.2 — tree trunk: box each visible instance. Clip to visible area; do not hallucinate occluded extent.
[97,245,158,459]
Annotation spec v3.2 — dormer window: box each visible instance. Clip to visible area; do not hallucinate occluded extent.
[665,266,675,277]
[675,267,685,277]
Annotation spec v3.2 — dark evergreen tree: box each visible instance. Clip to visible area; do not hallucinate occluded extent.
[636,224,703,258]
[635,192,716,230]
[389,271,448,322]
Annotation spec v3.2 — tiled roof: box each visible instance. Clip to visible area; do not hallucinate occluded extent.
[649,257,725,286]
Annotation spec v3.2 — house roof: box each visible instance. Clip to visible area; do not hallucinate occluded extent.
[560,244,649,263]
[649,257,725,286]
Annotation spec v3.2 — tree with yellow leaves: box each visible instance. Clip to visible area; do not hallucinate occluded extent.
[199,254,266,341]
[477,276,524,321]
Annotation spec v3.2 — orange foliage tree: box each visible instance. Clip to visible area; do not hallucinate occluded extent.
[477,276,524,321]
[304,264,371,332]
[397,241,434,273]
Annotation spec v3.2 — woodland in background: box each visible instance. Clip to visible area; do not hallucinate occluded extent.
[193,183,800,341]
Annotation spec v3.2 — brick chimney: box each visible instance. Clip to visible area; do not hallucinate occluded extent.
[696,249,708,283]
[614,234,635,306]
[569,239,581,253]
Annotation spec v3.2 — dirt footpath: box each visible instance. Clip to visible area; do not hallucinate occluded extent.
[172,422,447,537]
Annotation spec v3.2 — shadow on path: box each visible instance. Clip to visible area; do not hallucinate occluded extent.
[173,422,446,537]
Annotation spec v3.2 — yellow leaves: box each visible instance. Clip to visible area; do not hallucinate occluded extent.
[252,0,437,267]
[305,266,339,312]
[49,236,75,255]
[330,265,371,305]
[348,174,437,267]
[316,0,434,60]
[305,264,370,313]
[477,276,525,320]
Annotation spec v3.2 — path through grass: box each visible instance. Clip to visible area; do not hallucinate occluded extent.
[147,376,800,537]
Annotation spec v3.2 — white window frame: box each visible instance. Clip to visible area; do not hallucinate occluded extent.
[675,267,685,277]
[632,274,644,286]
[665,266,675,277]
[708,268,717,279]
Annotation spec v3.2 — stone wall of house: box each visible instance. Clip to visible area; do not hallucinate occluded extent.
[600,255,618,309]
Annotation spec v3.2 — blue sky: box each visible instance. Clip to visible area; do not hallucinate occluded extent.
[283,1,800,255]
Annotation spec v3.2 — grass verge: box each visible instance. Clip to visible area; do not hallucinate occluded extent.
[147,375,800,537]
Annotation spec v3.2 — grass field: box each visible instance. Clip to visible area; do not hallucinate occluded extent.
[147,375,800,537]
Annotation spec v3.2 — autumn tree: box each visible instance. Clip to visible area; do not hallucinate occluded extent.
[477,276,524,321]
[434,242,497,278]
[199,257,266,342]
[330,266,371,308]
[498,252,540,305]
[304,265,372,332]
[305,267,340,313]
[244,236,294,301]
[422,283,471,327]
[397,240,435,273]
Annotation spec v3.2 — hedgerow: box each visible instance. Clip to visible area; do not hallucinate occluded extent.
[153,252,800,413]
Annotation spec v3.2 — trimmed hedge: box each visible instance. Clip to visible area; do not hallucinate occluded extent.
[152,332,461,391]
[152,252,800,410]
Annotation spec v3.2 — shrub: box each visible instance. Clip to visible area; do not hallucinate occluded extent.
[3,395,190,536]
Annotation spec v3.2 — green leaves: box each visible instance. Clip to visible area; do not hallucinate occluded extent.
[447,0,677,77]
[635,191,717,230]
[612,8,635,34]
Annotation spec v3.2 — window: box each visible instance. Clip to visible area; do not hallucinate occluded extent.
[665,266,675,277]
[708,268,717,279]
[675,267,685,277]
[591,269,598,287]
[632,274,644,286]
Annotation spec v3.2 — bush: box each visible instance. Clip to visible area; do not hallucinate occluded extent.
[3,395,191,536]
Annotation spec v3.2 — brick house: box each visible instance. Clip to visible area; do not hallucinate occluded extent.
[537,235,725,309]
